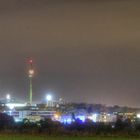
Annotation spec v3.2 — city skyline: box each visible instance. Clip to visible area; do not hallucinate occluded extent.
[0,0,140,107]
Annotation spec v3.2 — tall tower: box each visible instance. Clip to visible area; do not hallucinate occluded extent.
[28,59,34,105]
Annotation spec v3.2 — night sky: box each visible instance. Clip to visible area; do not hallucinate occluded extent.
[0,0,140,107]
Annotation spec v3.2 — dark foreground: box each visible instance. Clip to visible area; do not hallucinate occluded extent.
[0,135,140,140]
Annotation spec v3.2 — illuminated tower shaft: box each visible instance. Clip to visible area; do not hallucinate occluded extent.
[28,59,34,105]
[29,76,33,104]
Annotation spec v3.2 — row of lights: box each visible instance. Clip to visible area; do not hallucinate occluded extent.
[6,94,53,102]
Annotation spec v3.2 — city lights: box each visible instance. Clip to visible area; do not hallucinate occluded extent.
[6,103,26,110]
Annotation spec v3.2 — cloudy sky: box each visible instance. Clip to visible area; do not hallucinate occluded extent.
[0,0,140,107]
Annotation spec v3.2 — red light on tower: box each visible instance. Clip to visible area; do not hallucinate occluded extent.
[28,58,34,78]
[29,59,33,64]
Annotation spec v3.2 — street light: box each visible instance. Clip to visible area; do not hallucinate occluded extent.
[6,94,11,100]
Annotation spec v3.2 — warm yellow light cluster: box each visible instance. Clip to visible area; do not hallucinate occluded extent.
[29,69,34,77]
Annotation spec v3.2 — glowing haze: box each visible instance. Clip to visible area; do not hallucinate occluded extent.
[0,0,140,107]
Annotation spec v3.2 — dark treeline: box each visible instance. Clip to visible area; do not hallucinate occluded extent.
[1,113,140,136]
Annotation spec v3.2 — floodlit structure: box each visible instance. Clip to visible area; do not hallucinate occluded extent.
[5,110,56,122]
[6,103,26,110]
[28,58,34,105]
[0,98,26,110]
[46,94,53,107]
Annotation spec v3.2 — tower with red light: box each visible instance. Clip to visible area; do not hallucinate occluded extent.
[28,58,34,105]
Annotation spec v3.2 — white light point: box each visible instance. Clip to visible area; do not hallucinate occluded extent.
[6,94,11,100]
[46,94,52,101]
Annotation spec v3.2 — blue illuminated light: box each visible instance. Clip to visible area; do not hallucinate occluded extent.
[76,115,85,122]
